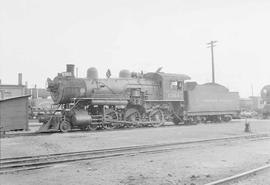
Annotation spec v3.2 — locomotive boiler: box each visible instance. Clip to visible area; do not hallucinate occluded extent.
[39,64,190,132]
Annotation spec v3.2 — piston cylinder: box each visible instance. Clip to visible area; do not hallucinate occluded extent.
[72,110,92,126]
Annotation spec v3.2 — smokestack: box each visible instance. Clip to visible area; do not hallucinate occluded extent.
[18,73,22,86]
[66,64,75,76]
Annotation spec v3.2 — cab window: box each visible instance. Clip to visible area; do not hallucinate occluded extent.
[170,81,178,89]
[177,81,183,90]
[170,81,183,91]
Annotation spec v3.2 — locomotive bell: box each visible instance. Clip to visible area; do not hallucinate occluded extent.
[87,67,98,79]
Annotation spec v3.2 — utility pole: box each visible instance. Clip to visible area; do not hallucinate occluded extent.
[207,41,218,83]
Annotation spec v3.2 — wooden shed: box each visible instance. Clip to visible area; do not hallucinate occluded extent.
[0,95,30,132]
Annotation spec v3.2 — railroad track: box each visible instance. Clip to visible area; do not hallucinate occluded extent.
[1,133,270,174]
[204,164,270,185]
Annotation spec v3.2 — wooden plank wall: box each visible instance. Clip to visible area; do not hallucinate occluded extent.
[0,97,29,131]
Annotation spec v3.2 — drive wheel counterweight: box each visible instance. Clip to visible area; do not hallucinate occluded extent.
[126,109,142,127]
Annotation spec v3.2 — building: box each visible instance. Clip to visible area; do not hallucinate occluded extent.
[0,73,26,99]
[240,96,264,112]
[26,87,50,99]
[0,95,31,132]
[0,84,26,99]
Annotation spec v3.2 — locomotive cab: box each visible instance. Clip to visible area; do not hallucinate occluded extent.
[143,72,190,101]
[143,72,190,124]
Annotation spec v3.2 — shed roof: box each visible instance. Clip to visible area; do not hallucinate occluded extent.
[0,95,31,102]
[144,72,190,81]
[0,84,25,88]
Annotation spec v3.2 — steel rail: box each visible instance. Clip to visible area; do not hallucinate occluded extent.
[1,133,270,174]
[2,133,269,163]
[204,164,270,185]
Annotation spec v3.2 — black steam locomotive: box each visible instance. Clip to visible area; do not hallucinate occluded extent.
[39,64,239,132]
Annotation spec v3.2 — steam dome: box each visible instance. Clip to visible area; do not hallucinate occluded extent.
[87,67,98,79]
[119,69,131,78]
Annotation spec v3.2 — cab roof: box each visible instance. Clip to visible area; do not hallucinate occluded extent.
[143,72,191,81]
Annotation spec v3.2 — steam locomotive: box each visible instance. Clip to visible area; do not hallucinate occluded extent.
[39,64,240,132]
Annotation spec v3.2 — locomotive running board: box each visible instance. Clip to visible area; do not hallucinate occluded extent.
[104,119,163,126]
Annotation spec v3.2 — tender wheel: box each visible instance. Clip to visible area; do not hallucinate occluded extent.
[59,121,71,133]
[214,115,222,123]
[201,117,207,123]
[149,109,164,127]
[192,116,201,124]
[222,115,232,122]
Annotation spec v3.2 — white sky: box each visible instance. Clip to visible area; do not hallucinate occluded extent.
[1,0,270,98]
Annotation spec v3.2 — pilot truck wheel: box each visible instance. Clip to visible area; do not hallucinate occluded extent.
[59,121,71,133]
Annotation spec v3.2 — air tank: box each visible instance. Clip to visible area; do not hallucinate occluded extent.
[87,67,98,79]
[119,69,131,78]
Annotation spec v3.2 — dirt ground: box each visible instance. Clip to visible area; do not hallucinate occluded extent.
[1,134,270,185]
[2,119,270,158]
[1,119,270,185]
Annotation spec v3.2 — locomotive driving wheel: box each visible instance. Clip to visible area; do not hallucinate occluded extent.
[59,121,71,133]
[149,109,165,127]
[126,109,142,127]
[104,109,118,129]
